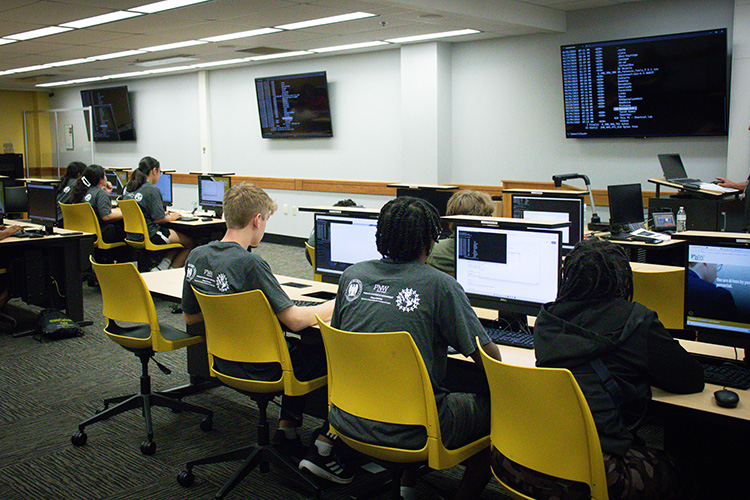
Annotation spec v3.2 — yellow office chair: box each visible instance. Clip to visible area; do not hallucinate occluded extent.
[632,266,684,330]
[119,199,182,269]
[318,318,490,499]
[71,259,213,455]
[305,242,322,282]
[478,344,608,500]
[177,288,326,498]
[59,202,127,252]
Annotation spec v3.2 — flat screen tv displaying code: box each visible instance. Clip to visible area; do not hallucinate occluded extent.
[561,29,727,138]
[255,71,333,138]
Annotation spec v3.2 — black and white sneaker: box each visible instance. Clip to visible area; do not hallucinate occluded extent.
[298,446,354,484]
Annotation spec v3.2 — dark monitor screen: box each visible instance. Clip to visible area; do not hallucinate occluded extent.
[198,176,231,210]
[0,153,23,179]
[4,185,27,215]
[607,183,644,226]
[455,224,561,318]
[27,182,57,225]
[155,172,172,206]
[80,86,136,142]
[395,188,454,217]
[684,241,750,348]
[511,194,583,251]
[105,170,125,199]
[314,213,381,277]
[561,28,728,138]
[255,71,333,138]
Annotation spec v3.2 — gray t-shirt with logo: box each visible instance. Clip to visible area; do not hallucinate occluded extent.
[123,182,165,238]
[83,186,113,222]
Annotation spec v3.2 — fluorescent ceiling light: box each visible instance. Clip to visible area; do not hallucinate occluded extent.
[60,11,142,29]
[107,71,148,79]
[70,76,110,84]
[10,64,49,73]
[248,51,311,61]
[275,12,376,31]
[5,26,73,41]
[0,39,17,46]
[386,29,480,44]
[37,81,72,87]
[147,65,195,74]
[193,58,247,68]
[200,27,281,43]
[310,40,389,53]
[89,50,146,61]
[46,58,91,67]
[130,0,211,14]
[141,40,206,52]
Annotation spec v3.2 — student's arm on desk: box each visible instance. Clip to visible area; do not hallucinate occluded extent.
[647,322,704,394]
[0,225,22,240]
[277,300,335,332]
[469,340,502,369]
[157,211,181,224]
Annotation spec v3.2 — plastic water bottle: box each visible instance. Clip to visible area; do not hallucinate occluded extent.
[676,206,687,232]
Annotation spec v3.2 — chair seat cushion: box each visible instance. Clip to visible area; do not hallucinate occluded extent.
[105,321,195,343]
[159,322,198,342]
[329,404,427,451]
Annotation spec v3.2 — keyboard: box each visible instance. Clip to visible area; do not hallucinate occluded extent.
[177,216,198,221]
[293,299,319,307]
[702,362,750,390]
[13,229,46,238]
[485,326,534,349]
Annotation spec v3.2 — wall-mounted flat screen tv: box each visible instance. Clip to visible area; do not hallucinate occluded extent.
[80,85,136,142]
[561,28,728,138]
[255,71,333,138]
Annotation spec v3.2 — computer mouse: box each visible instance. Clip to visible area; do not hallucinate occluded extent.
[711,179,722,185]
[714,389,740,408]
[201,217,213,221]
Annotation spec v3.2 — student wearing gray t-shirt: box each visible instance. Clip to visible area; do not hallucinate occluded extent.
[69,164,124,243]
[123,156,193,271]
[56,160,85,223]
[331,197,502,500]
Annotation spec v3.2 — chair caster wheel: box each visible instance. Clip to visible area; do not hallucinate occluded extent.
[71,430,87,447]
[199,418,213,432]
[177,470,195,487]
[140,440,156,455]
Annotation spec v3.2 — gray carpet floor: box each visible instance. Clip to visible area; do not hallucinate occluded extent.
[0,241,524,500]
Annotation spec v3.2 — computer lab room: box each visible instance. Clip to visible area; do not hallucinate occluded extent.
[1,0,749,499]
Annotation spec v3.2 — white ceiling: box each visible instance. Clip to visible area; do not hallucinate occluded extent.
[0,0,644,90]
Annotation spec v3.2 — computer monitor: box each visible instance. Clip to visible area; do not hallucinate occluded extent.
[155,172,172,206]
[314,212,381,279]
[455,223,561,320]
[105,170,125,199]
[4,185,27,219]
[511,194,583,252]
[684,240,750,349]
[0,196,4,225]
[198,175,231,217]
[26,182,57,232]
[607,183,646,232]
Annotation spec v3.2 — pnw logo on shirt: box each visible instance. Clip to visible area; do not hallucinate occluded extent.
[63,186,71,193]
[134,193,143,202]
[396,288,420,312]
[345,279,363,302]
[216,273,230,292]
[185,263,197,282]
[84,194,92,202]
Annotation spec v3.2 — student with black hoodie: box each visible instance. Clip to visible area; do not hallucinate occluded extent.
[491,237,704,500]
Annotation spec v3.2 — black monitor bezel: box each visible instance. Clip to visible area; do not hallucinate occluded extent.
[314,211,380,280]
[26,182,57,227]
[607,183,645,226]
[454,222,562,318]
[156,172,173,206]
[510,192,584,250]
[198,175,231,212]
[683,237,750,350]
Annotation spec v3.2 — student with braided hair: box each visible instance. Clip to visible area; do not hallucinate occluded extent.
[70,164,125,243]
[491,237,703,500]
[331,196,502,500]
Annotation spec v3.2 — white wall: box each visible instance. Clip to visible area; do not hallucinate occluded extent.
[48,0,742,238]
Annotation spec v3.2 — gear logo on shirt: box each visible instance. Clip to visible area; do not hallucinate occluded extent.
[216,273,229,292]
[396,288,420,312]
[345,279,363,302]
[185,263,196,282]
[84,194,92,202]
[63,186,71,193]
[134,193,143,202]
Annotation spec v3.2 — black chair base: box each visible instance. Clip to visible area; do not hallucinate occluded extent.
[71,351,213,455]
[177,394,320,499]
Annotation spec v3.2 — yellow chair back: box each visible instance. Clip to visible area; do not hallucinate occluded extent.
[60,202,125,250]
[305,242,322,282]
[91,258,200,352]
[192,287,326,396]
[632,265,684,329]
[478,345,608,500]
[318,317,488,469]
[119,199,181,252]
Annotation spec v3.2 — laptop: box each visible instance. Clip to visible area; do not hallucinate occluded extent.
[657,154,702,186]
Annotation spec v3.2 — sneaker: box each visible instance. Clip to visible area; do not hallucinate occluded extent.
[272,430,306,460]
[299,446,354,484]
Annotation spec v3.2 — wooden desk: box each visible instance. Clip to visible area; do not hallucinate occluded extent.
[164,217,226,245]
[0,222,95,322]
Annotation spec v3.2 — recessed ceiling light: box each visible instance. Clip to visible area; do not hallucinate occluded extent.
[89,50,147,61]
[248,51,311,61]
[193,59,248,68]
[141,40,206,52]
[310,41,390,53]
[60,11,142,29]
[0,39,17,46]
[200,27,281,43]
[386,29,480,44]
[5,26,73,41]
[129,0,211,14]
[275,12,376,31]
